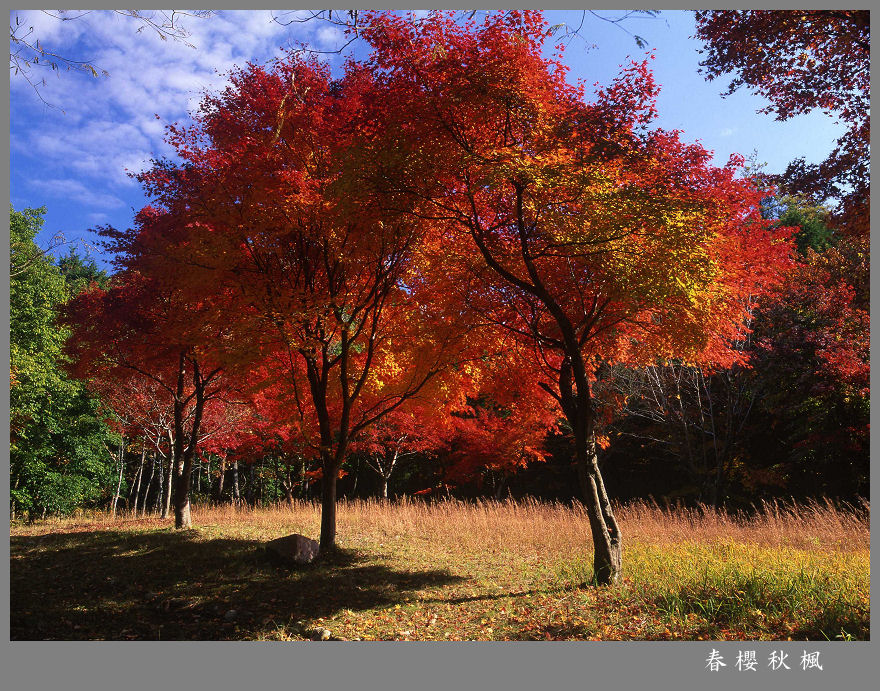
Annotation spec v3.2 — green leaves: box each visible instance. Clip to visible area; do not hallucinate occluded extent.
[10,206,117,519]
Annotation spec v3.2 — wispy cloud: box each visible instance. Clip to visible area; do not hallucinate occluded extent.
[316,26,344,49]
[10,10,317,210]
[720,127,736,137]
[30,178,126,209]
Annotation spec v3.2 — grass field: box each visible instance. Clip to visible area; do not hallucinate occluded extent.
[9,498,870,641]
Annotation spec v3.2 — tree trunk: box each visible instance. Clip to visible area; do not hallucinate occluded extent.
[574,435,622,585]
[144,453,157,516]
[130,446,145,514]
[560,356,622,586]
[162,453,174,519]
[247,462,256,506]
[351,456,359,497]
[275,457,295,508]
[494,475,508,501]
[111,436,126,519]
[156,453,165,516]
[381,476,389,499]
[214,457,226,502]
[232,459,241,505]
[173,455,193,529]
[319,459,338,551]
[170,356,210,529]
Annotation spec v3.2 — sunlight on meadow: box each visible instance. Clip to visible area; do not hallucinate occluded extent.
[12,498,869,641]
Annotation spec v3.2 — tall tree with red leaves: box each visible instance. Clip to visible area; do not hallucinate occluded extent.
[361,10,794,583]
[64,271,227,528]
[125,53,476,549]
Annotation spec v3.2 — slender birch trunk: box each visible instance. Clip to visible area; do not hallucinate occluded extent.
[130,446,145,514]
[111,436,126,519]
[162,452,174,519]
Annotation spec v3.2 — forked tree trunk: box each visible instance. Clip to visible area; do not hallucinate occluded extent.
[493,475,508,501]
[275,457,295,508]
[367,445,402,501]
[560,356,622,586]
[281,475,295,508]
[574,436,622,585]
[170,353,211,529]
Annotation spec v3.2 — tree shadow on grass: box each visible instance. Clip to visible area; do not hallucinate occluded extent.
[10,530,464,640]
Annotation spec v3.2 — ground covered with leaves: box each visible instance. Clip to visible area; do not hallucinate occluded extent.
[10,498,869,641]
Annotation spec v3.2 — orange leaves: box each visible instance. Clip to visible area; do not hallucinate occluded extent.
[73,11,805,507]
[373,11,793,373]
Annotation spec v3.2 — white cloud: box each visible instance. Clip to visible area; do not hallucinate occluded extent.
[12,10,312,213]
[30,178,126,209]
[720,127,736,137]
[316,26,344,49]
[236,11,289,46]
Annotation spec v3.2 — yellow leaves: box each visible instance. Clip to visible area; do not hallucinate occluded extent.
[366,348,404,392]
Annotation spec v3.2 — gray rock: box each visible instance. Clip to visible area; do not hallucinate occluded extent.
[223,609,238,621]
[310,627,331,641]
[266,534,319,565]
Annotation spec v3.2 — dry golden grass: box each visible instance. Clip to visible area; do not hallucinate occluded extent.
[24,496,868,553]
[11,498,869,641]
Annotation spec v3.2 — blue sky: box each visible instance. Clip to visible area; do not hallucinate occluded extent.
[9,10,847,270]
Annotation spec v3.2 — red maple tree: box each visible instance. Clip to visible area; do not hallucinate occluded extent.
[123,53,477,547]
[359,10,794,582]
[64,270,228,528]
